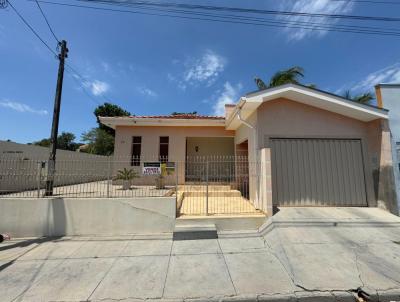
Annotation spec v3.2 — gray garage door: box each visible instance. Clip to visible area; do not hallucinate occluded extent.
[271,138,367,207]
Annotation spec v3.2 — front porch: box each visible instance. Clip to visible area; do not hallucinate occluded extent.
[177,137,261,216]
[177,185,262,216]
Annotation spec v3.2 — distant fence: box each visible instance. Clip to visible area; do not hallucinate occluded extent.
[0,140,109,194]
[0,155,109,196]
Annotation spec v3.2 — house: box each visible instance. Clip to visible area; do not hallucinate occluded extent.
[99,83,399,216]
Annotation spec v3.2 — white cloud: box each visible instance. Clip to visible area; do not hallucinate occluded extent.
[169,50,226,90]
[352,63,400,91]
[0,100,48,115]
[212,82,243,116]
[137,86,158,97]
[279,0,355,41]
[84,80,110,96]
[184,50,226,85]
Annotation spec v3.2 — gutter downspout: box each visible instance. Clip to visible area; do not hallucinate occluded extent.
[235,98,260,209]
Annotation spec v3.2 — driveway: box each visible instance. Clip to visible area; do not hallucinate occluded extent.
[0,207,400,301]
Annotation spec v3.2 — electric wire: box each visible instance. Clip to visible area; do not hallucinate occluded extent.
[65,66,102,106]
[36,0,400,37]
[88,2,400,34]
[7,0,111,105]
[8,0,58,56]
[34,0,60,42]
[80,0,400,22]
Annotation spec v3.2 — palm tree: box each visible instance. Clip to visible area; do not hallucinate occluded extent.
[255,66,314,90]
[115,168,139,190]
[342,90,374,105]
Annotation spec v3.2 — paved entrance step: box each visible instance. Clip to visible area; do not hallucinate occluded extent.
[176,215,266,231]
[173,224,217,240]
[177,185,232,191]
[183,190,242,197]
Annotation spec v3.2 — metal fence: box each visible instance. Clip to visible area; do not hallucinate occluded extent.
[180,156,261,215]
[0,155,263,216]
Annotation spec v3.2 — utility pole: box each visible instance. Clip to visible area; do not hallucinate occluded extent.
[45,40,68,196]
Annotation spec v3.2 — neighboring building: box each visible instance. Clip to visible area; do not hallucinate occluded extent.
[375,84,400,212]
[100,83,399,215]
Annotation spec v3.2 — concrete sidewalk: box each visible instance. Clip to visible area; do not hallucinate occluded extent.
[0,208,400,301]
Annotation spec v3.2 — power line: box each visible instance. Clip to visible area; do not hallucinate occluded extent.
[65,63,115,104]
[80,0,400,22]
[66,63,115,105]
[92,2,400,34]
[6,0,110,106]
[65,66,101,106]
[263,0,400,4]
[36,0,400,37]
[34,0,60,42]
[7,0,58,56]
[312,0,400,4]
[0,0,8,8]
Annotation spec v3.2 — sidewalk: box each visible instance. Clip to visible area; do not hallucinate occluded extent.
[1,208,400,301]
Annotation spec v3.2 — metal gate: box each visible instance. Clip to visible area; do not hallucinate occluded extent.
[271,138,367,207]
[178,157,259,216]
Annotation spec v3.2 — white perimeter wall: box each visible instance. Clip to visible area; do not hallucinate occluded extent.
[0,197,176,237]
[380,86,400,211]
[0,141,109,193]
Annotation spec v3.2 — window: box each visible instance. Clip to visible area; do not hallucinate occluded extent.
[159,136,169,163]
[131,136,141,166]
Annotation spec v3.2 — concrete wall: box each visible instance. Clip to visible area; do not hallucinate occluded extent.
[0,140,105,160]
[0,197,176,237]
[113,126,234,184]
[377,85,400,213]
[234,112,260,207]
[0,141,109,194]
[236,98,397,215]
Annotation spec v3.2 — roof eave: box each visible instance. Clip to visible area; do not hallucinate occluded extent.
[227,84,388,130]
[99,116,226,129]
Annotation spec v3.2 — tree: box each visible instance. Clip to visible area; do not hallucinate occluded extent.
[254,78,268,90]
[83,102,131,155]
[57,132,80,151]
[342,90,374,104]
[81,128,115,156]
[33,138,51,148]
[255,66,315,90]
[33,132,79,151]
[94,103,131,135]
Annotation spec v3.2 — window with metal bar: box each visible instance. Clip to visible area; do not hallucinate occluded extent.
[159,136,169,163]
[131,136,141,166]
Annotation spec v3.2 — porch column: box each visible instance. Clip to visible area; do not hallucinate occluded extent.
[260,148,273,216]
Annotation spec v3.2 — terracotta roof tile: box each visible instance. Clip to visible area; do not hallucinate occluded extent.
[129,114,225,120]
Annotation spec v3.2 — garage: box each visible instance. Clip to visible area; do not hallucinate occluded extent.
[271,138,367,207]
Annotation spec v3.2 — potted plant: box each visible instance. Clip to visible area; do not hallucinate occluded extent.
[155,163,171,189]
[115,168,139,190]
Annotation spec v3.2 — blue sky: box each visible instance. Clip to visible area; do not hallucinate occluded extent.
[1,0,400,143]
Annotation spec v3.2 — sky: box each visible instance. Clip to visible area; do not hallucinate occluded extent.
[1,0,400,144]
